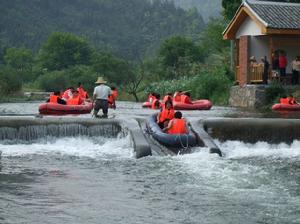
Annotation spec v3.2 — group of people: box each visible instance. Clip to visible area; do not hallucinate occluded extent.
[155,95,190,135]
[250,52,300,85]
[46,77,118,118]
[46,82,90,105]
[279,94,298,105]
[147,90,193,109]
[144,91,193,134]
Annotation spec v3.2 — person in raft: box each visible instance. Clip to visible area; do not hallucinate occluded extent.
[92,76,112,118]
[280,94,298,105]
[162,93,173,104]
[46,91,66,105]
[173,91,183,102]
[77,82,89,99]
[163,111,188,134]
[67,90,84,105]
[108,86,117,109]
[181,92,193,104]
[151,93,161,109]
[62,86,75,100]
[157,100,175,129]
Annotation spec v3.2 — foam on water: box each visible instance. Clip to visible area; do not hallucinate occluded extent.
[0,135,133,159]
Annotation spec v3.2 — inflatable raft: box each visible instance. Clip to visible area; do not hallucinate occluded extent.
[173,99,212,110]
[146,114,197,150]
[39,103,93,115]
[272,103,300,111]
[142,102,152,108]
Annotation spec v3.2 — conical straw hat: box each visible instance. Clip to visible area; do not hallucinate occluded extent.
[95,77,107,84]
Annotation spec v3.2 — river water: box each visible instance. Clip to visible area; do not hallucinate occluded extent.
[0,102,299,224]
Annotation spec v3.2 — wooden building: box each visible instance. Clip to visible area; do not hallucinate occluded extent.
[223,0,300,86]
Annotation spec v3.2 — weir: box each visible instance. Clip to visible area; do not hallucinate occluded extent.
[1,116,300,159]
[203,118,300,144]
[0,117,151,159]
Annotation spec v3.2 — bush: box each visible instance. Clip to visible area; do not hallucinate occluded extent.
[37,70,68,92]
[0,66,22,95]
[265,81,286,104]
[144,65,232,105]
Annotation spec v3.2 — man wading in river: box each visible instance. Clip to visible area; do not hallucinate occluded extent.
[92,77,112,118]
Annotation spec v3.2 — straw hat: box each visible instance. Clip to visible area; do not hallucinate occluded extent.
[95,77,107,84]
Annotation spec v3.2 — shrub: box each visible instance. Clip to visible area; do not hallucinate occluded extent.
[0,66,22,95]
[265,81,286,104]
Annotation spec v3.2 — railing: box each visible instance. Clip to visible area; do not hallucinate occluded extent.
[249,63,264,83]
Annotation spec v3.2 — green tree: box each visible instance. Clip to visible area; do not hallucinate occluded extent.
[92,52,133,85]
[158,36,203,79]
[222,0,241,21]
[4,47,33,72]
[38,32,92,71]
[0,66,22,94]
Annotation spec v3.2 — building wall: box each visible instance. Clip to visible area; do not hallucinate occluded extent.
[249,36,269,65]
[236,17,263,38]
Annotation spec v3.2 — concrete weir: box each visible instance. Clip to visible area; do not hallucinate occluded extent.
[0,117,151,159]
[203,118,300,144]
[1,116,300,159]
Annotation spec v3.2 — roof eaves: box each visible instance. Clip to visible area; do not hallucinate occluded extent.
[222,2,245,36]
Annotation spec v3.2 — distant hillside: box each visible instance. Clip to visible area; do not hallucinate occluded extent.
[0,0,204,61]
[171,0,222,21]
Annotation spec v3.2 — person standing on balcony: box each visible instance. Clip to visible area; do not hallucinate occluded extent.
[279,52,287,78]
[291,56,300,85]
[261,56,269,85]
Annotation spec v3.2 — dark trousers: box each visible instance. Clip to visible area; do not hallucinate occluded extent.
[94,99,108,116]
[292,70,299,85]
[280,67,286,77]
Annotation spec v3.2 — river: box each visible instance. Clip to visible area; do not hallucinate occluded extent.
[0,101,299,224]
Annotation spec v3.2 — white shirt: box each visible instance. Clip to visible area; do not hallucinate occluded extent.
[93,84,112,100]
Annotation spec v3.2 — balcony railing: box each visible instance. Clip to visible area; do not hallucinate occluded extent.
[249,63,264,83]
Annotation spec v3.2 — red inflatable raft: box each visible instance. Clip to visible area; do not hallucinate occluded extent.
[39,103,93,115]
[272,103,300,111]
[142,102,152,108]
[173,99,212,110]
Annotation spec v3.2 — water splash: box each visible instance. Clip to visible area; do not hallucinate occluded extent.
[0,135,133,159]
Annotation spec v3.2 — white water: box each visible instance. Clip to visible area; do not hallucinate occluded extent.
[0,135,134,159]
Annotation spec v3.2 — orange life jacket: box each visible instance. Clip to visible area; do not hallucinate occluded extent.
[148,95,156,103]
[167,118,187,134]
[280,98,289,104]
[181,95,192,104]
[159,109,175,122]
[77,87,88,99]
[173,92,181,102]
[112,90,118,99]
[49,95,59,103]
[67,96,81,105]
[63,89,72,99]
[151,99,161,109]
[163,95,172,103]
[108,95,114,104]
[288,97,297,105]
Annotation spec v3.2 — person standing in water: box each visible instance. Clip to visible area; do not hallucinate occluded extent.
[92,77,112,118]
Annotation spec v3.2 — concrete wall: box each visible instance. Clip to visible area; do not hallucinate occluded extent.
[229,85,266,108]
[203,118,300,144]
[249,36,269,63]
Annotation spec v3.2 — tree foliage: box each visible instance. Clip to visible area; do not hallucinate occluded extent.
[4,47,33,71]
[158,36,203,79]
[222,0,241,21]
[38,32,92,71]
[0,0,204,61]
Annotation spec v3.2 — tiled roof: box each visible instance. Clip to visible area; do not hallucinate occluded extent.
[246,0,300,29]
